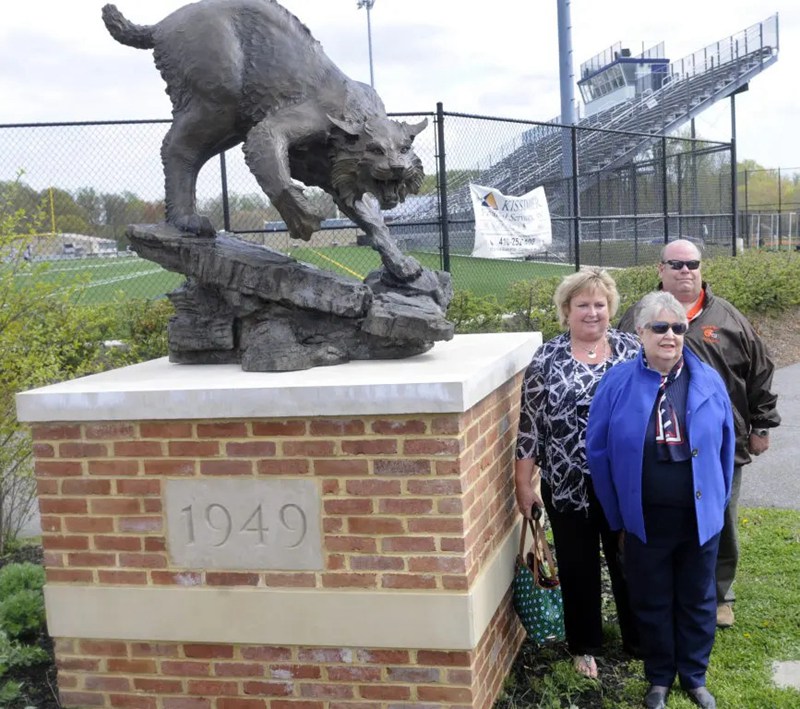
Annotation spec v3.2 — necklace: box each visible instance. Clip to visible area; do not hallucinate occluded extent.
[571,335,607,360]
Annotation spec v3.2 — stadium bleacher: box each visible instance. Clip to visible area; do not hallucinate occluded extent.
[400,14,779,256]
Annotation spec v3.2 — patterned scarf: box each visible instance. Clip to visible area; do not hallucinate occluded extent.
[647,355,691,462]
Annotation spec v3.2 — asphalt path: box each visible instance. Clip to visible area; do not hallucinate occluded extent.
[739,363,800,510]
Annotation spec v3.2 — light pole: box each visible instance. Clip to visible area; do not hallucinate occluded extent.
[356,0,376,88]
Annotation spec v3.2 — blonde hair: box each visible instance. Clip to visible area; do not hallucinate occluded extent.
[553,267,620,328]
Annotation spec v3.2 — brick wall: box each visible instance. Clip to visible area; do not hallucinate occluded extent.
[54,594,523,709]
[33,374,522,593]
[31,371,525,707]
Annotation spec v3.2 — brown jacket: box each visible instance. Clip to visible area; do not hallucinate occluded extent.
[618,284,780,466]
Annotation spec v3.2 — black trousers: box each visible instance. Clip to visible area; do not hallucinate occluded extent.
[542,478,639,656]
[624,506,719,689]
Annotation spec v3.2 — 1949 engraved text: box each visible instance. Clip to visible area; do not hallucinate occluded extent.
[165,479,322,570]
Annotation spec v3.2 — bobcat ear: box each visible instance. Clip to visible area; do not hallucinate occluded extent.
[327,115,362,136]
[404,118,428,139]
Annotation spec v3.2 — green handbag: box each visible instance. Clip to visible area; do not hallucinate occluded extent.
[512,512,565,644]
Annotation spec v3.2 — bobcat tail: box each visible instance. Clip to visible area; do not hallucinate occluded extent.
[101,4,155,50]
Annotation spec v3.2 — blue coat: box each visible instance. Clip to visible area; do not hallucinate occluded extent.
[586,347,735,545]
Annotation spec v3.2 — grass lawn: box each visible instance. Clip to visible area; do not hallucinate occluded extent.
[8,255,183,304]
[7,247,572,305]
[496,507,800,708]
[6,238,748,304]
[287,245,573,299]
[5,240,739,306]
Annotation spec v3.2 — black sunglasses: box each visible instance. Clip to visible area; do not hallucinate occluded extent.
[645,321,688,335]
[662,259,701,270]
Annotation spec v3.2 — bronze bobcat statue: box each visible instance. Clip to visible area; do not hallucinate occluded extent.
[102,0,427,279]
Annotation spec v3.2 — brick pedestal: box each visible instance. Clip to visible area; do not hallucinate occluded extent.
[17,333,540,709]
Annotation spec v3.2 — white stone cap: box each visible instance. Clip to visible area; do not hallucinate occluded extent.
[16,332,541,422]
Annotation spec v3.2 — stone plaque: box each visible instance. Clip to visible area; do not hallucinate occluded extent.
[164,479,322,570]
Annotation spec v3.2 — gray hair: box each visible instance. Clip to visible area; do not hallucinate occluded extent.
[634,291,687,330]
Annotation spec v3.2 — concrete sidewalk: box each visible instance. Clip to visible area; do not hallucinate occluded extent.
[740,362,800,510]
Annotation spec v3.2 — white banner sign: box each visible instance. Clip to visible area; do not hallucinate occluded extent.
[469,183,552,259]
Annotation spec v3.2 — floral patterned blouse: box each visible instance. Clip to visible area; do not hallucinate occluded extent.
[515,329,641,513]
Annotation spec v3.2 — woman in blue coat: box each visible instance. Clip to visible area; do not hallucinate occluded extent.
[587,291,734,709]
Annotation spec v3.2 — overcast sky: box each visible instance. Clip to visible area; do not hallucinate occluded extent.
[1,0,797,171]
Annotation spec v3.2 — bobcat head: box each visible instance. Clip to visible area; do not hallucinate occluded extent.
[327,115,427,210]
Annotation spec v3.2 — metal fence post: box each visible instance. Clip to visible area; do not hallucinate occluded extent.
[632,163,640,265]
[219,151,231,233]
[676,152,683,238]
[435,102,450,272]
[777,166,782,249]
[743,169,749,247]
[731,138,738,256]
[571,127,580,270]
[596,172,602,266]
[661,135,669,243]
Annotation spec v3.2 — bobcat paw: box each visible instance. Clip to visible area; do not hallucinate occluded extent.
[174,214,216,237]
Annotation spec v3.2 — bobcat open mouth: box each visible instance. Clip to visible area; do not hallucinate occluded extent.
[373,180,402,209]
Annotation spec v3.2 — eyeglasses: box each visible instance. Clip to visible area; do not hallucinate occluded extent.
[645,321,688,335]
[662,259,701,270]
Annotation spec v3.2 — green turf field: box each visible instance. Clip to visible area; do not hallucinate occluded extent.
[9,255,184,304]
[8,247,572,304]
[287,246,573,298]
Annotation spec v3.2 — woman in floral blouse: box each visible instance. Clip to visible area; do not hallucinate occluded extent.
[514,267,640,678]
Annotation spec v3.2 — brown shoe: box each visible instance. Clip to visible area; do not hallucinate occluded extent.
[716,603,734,628]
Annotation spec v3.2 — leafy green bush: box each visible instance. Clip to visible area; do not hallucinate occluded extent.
[703,250,800,313]
[0,563,46,642]
[0,563,44,599]
[613,249,800,318]
[446,291,505,333]
[456,250,800,339]
[1,183,174,552]
[113,296,172,363]
[0,590,45,641]
[504,276,562,340]
[0,563,47,702]
[0,628,49,703]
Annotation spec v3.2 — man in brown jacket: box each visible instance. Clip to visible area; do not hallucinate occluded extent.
[618,239,780,628]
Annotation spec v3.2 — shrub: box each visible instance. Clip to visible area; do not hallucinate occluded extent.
[703,249,800,313]
[0,590,45,641]
[446,291,505,333]
[493,250,800,338]
[0,187,170,552]
[0,563,46,642]
[0,563,45,598]
[0,628,49,702]
[504,276,562,340]
[113,296,172,363]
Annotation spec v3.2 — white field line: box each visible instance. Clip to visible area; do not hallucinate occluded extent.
[17,261,148,276]
[41,267,169,297]
[82,267,167,288]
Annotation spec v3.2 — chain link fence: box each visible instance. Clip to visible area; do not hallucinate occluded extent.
[739,166,800,250]
[1,110,735,303]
